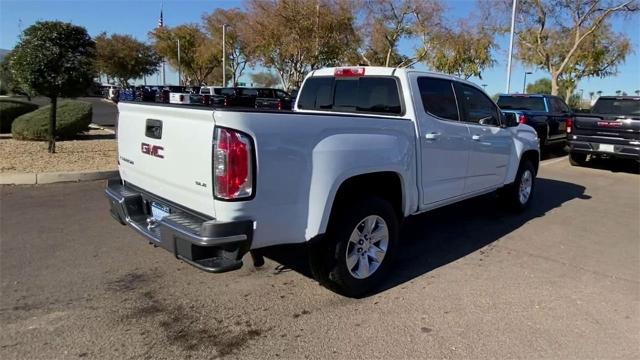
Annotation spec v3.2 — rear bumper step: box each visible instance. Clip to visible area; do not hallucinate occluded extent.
[105,178,253,273]
[568,139,640,160]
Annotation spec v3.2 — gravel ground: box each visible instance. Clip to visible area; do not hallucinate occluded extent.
[0,131,117,173]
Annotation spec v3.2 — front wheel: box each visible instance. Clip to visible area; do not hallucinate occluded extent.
[500,160,536,212]
[309,197,399,298]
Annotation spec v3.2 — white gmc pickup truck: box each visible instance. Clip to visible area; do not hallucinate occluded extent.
[106,66,539,297]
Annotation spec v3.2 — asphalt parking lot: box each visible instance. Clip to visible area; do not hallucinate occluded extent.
[1,158,638,359]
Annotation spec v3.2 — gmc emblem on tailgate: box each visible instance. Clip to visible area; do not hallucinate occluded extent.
[141,143,164,158]
[597,121,622,128]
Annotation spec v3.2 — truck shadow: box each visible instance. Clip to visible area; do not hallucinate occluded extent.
[577,158,639,175]
[259,178,589,297]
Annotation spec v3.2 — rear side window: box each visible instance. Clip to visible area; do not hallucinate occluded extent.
[200,88,210,95]
[497,96,546,111]
[550,97,570,113]
[297,76,402,115]
[240,89,258,97]
[256,89,273,97]
[417,77,459,121]
[275,90,289,99]
[221,88,235,96]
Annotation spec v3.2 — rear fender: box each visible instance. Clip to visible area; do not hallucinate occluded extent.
[305,132,417,239]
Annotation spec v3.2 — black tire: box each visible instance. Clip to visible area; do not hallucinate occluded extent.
[308,197,399,298]
[500,160,536,212]
[569,152,588,166]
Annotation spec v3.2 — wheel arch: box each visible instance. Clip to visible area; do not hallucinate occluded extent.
[521,149,540,175]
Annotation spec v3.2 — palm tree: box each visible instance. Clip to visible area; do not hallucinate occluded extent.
[635,90,640,96]
[597,90,603,97]
[589,91,594,99]
[616,90,622,96]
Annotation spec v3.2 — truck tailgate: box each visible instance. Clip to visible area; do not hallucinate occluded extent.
[117,103,216,217]
[573,114,640,141]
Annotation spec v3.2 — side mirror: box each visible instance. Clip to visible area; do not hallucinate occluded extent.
[502,112,519,127]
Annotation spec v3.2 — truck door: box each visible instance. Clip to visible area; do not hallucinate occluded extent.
[414,76,471,205]
[548,97,570,141]
[453,82,511,193]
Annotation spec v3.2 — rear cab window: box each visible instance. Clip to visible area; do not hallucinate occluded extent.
[592,98,640,116]
[497,96,546,111]
[297,75,403,116]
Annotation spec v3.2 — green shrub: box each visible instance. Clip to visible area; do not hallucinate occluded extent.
[0,99,38,133]
[12,100,92,140]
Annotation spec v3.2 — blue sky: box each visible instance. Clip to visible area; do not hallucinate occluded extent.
[1,0,638,97]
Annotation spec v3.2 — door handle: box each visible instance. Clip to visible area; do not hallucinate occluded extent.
[471,134,481,141]
[425,132,441,141]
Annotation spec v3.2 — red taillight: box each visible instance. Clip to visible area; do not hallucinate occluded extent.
[223,96,228,107]
[566,117,573,133]
[213,127,253,200]
[277,100,283,110]
[179,95,184,102]
[334,67,365,77]
[518,114,528,124]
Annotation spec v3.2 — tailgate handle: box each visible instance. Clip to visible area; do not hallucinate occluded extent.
[145,119,163,139]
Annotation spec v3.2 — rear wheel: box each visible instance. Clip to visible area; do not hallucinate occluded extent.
[309,197,398,298]
[569,152,588,166]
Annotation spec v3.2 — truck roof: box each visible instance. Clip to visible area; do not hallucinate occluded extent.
[497,94,554,98]
[597,96,640,100]
[307,66,484,91]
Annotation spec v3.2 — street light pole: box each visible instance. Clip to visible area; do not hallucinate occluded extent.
[522,71,532,94]
[177,39,181,86]
[506,0,517,94]
[222,24,226,87]
[482,84,488,91]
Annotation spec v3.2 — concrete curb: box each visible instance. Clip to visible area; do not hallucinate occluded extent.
[89,124,116,134]
[1,170,118,185]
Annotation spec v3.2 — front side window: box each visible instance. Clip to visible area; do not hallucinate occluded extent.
[297,76,402,115]
[417,77,459,121]
[455,83,500,126]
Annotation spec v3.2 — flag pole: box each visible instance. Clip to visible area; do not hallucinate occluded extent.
[506,0,517,94]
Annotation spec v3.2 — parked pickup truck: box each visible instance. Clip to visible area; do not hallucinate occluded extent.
[567,96,640,166]
[105,67,540,297]
[497,94,570,148]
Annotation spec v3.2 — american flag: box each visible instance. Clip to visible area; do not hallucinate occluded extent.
[157,2,164,28]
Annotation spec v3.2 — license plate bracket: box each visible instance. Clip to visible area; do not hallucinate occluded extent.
[151,201,171,221]
[598,144,615,153]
